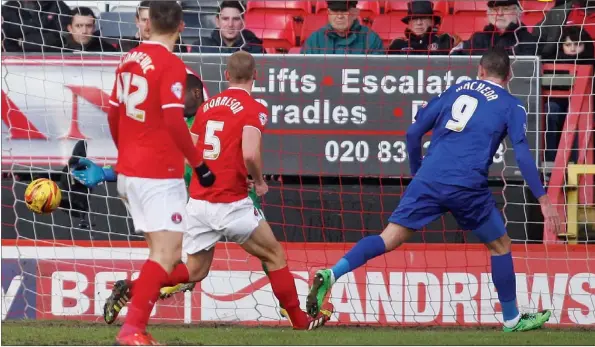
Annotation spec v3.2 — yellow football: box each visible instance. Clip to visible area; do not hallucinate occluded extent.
[24,178,62,214]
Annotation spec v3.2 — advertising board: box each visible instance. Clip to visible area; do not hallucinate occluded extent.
[2,243,592,326]
[2,54,540,177]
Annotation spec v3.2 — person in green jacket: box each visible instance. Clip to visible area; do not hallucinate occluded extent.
[100,72,288,324]
[301,0,384,55]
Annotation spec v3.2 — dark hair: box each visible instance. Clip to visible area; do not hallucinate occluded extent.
[562,25,591,43]
[479,47,511,80]
[69,7,96,27]
[136,1,151,18]
[558,25,595,63]
[149,1,183,35]
[218,1,245,17]
[71,7,96,19]
[186,74,204,93]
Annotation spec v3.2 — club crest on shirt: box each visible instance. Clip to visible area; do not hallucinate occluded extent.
[259,112,268,126]
[428,43,438,51]
[171,212,183,224]
[171,82,183,100]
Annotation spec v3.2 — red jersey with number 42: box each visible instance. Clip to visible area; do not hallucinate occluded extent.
[109,41,187,178]
[189,88,268,203]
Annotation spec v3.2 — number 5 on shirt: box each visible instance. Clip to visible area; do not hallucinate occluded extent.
[204,120,224,160]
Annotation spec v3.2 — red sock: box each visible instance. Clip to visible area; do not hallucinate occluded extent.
[128,263,189,298]
[118,260,168,338]
[268,266,308,328]
[167,263,190,286]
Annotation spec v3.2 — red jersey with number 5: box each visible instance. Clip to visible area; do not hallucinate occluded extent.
[189,88,268,203]
[109,41,188,178]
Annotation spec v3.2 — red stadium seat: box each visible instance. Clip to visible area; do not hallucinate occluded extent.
[440,15,488,42]
[520,0,551,29]
[384,0,408,14]
[314,1,327,13]
[300,14,329,44]
[246,1,311,18]
[371,15,407,47]
[288,46,302,53]
[244,13,296,52]
[522,12,545,29]
[452,1,488,15]
[521,0,555,13]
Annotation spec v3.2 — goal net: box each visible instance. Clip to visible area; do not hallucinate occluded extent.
[2,0,594,327]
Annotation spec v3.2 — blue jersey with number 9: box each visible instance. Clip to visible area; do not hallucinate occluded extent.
[410,79,529,189]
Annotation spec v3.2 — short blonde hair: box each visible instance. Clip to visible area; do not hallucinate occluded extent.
[227,51,256,83]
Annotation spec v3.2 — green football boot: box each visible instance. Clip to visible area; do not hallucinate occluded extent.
[306,269,333,318]
[503,310,552,332]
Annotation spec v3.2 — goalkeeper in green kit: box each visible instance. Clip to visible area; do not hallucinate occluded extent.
[75,72,287,324]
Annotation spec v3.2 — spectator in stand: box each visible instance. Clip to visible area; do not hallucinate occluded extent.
[120,0,185,53]
[301,0,383,55]
[190,1,264,54]
[387,0,453,55]
[543,26,594,166]
[534,0,595,58]
[62,7,117,52]
[1,0,70,52]
[451,0,537,56]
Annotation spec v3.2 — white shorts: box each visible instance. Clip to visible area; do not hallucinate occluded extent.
[183,197,263,254]
[117,174,188,233]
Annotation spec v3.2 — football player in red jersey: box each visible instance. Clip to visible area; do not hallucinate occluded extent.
[107,2,214,345]
[179,51,333,330]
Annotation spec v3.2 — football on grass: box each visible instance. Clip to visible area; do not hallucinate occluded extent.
[24,178,62,214]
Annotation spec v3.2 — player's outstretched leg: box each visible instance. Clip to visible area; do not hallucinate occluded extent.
[307,223,414,317]
[159,250,215,298]
[242,220,333,330]
[475,209,551,332]
[104,261,193,324]
[115,232,183,346]
[261,261,289,319]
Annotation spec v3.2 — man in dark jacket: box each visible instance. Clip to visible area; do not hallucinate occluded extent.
[62,7,117,52]
[190,1,264,54]
[2,0,70,52]
[388,0,453,55]
[451,0,538,56]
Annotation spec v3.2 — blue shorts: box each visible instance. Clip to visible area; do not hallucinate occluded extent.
[388,178,506,243]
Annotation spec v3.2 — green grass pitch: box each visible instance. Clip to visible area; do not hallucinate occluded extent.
[1,321,594,345]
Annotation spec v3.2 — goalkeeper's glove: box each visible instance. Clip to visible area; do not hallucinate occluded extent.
[72,158,117,188]
[195,162,215,187]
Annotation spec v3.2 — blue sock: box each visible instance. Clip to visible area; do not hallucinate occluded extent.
[491,252,519,322]
[331,235,386,281]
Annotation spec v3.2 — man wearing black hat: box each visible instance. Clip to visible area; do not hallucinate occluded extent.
[451,0,538,56]
[301,0,383,55]
[388,0,453,55]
